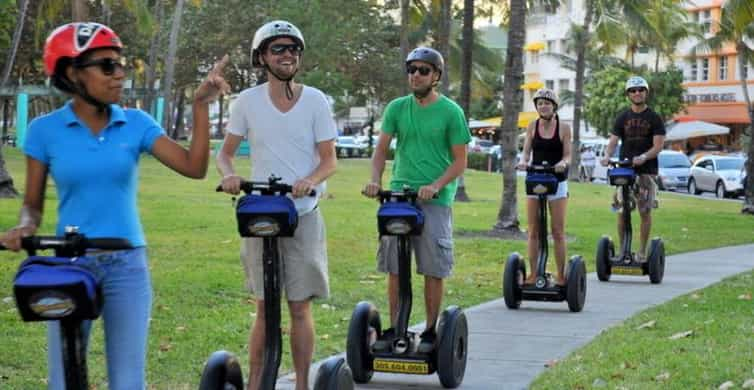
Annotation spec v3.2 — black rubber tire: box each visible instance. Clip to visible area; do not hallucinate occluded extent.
[198,350,244,390]
[688,178,701,195]
[346,301,380,384]
[566,257,587,312]
[595,236,613,282]
[502,253,525,309]
[313,356,354,390]
[716,181,727,199]
[648,238,665,284]
[436,306,468,389]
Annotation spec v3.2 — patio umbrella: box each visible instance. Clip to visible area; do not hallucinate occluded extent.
[665,120,729,141]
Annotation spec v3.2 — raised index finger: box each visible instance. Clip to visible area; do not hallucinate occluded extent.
[209,54,230,76]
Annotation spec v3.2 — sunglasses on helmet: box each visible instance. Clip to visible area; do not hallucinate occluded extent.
[406,65,433,76]
[75,57,127,76]
[268,43,302,55]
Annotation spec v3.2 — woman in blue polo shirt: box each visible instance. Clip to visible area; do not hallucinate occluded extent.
[0,22,228,389]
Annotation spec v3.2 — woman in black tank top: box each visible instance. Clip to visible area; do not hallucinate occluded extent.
[516,88,573,286]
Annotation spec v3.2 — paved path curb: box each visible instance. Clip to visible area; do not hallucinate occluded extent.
[277,244,754,389]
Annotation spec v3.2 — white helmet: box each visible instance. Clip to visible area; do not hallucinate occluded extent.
[625,76,649,92]
[251,20,305,67]
[533,88,559,110]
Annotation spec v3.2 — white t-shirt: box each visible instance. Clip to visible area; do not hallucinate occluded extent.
[227,83,337,214]
[581,150,596,167]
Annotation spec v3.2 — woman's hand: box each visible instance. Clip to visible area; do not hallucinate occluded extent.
[194,55,231,104]
[0,225,37,252]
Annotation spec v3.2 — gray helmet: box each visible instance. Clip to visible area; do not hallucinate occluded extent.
[406,47,444,74]
[251,20,305,67]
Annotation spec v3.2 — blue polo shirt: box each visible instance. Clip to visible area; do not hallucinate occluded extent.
[23,102,164,247]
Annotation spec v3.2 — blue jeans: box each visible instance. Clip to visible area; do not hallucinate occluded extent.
[47,247,152,390]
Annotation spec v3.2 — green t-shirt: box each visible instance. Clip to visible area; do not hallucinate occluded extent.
[382,94,471,206]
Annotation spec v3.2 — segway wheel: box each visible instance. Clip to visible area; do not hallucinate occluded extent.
[648,238,665,284]
[503,253,525,309]
[198,350,244,390]
[436,306,468,389]
[595,236,613,282]
[566,256,587,312]
[313,356,354,390]
[346,301,381,384]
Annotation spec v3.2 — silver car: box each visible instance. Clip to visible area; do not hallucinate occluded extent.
[688,155,745,198]
[656,150,691,191]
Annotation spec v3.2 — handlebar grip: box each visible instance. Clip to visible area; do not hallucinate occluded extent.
[85,238,133,250]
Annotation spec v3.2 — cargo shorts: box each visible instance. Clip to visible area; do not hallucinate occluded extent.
[377,203,454,278]
[241,208,330,301]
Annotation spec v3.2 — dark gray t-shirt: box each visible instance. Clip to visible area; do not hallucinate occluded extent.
[612,107,666,175]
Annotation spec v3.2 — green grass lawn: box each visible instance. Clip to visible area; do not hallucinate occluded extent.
[0,146,752,388]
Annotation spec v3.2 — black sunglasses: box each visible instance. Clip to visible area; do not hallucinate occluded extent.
[268,43,302,55]
[75,57,126,76]
[627,88,647,94]
[406,65,433,76]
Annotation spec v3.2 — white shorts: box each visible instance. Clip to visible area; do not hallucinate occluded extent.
[527,180,568,201]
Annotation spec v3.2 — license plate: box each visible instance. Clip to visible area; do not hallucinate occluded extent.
[612,266,644,276]
[374,358,429,374]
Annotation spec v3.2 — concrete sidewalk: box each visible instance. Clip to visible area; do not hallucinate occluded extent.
[279,244,754,389]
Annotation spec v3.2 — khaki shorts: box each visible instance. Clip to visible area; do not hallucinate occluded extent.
[377,203,454,278]
[241,208,329,301]
[613,174,658,214]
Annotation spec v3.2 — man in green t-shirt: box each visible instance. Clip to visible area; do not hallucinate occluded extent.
[363,46,470,351]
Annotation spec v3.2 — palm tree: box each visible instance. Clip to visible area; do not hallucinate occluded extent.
[400,0,410,94]
[438,0,452,94]
[455,0,474,203]
[493,0,526,232]
[162,0,186,137]
[693,0,754,213]
[644,0,701,72]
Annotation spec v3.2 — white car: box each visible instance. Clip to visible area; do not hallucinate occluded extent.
[656,150,692,191]
[688,155,745,198]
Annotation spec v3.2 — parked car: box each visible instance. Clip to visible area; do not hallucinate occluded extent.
[688,155,745,198]
[335,136,367,158]
[656,150,692,191]
[592,144,621,182]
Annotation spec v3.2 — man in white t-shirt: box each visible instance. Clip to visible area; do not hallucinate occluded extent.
[581,146,596,182]
[216,20,337,390]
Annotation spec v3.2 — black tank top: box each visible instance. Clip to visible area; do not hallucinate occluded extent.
[531,116,567,181]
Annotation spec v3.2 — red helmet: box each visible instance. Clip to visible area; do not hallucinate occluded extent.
[43,22,123,76]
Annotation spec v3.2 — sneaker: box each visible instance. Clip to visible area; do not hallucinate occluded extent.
[417,328,437,353]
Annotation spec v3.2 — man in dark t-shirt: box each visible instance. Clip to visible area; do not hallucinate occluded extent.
[601,76,666,262]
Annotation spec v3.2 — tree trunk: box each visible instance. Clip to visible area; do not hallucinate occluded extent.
[162,0,185,133]
[459,0,474,116]
[400,0,410,95]
[1,0,29,89]
[72,0,89,21]
[144,0,164,116]
[493,0,526,232]
[568,0,594,181]
[438,0,452,94]
[738,43,754,214]
[455,0,474,203]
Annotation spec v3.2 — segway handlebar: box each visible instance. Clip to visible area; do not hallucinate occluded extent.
[526,164,560,174]
[608,158,634,168]
[375,187,439,203]
[0,231,132,257]
[215,175,316,196]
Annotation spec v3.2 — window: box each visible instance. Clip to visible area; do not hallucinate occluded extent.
[719,56,727,80]
[701,58,709,81]
[559,79,569,92]
[699,10,711,33]
[546,80,555,90]
[743,61,751,80]
[689,61,698,81]
[530,51,539,64]
[546,40,555,53]
[560,39,569,55]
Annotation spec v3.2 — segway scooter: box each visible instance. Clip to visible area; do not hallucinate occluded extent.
[1,227,133,390]
[346,188,468,389]
[595,159,665,283]
[503,163,587,312]
[200,175,352,390]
